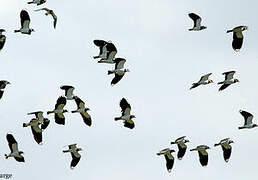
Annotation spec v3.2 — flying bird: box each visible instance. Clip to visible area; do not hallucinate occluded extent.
[0,29,6,51]
[47,96,68,125]
[27,0,46,6]
[115,98,136,129]
[72,96,92,127]
[93,40,117,63]
[239,110,258,129]
[171,136,190,160]
[23,118,43,144]
[188,13,207,31]
[214,138,234,162]
[157,148,175,173]
[14,10,34,35]
[60,85,76,100]
[27,111,50,130]
[190,145,210,167]
[227,26,248,51]
[35,8,57,29]
[5,134,25,162]
[190,73,213,90]
[63,144,82,169]
[108,58,129,86]
[218,71,239,91]
[0,80,10,100]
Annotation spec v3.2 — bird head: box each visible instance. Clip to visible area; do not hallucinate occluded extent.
[208,80,214,83]
[63,109,69,113]
[229,140,234,144]
[86,108,90,111]
[130,115,136,119]
[185,139,190,143]
[242,26,248,31]
[201,26,207,30]
[19,151,24,155]
[5,81,10,85]
[77,148,83,151]
[0,29,5,34]
[234,79,240,83]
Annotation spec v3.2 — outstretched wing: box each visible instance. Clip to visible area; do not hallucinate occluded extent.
[20,10,30,28]
[6,134,18,153]
[188,13,201,27]
[120,98,131,115]
[55,96,67,110]
[111,74,124,86]
[114,58,126,69]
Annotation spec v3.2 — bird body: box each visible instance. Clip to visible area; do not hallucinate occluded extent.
[190,145,210,167]
[35,8,57,28]
[63,144,82,169]
[47,96,68,125]
[239,110,258,129]
[214,138,233,162]
[115,98,136,129]
[60,85,75,100]
[5,134,25,162]
[190,73,213,90]
[171,136,189,160]
[188,13,207,31]
[108,58,129,86]
[23,118,43,144]
[72,96,92,126]
[14,10,34,35]
[227,26,248,51]
[157,148,175,173]
[218,71,239,91]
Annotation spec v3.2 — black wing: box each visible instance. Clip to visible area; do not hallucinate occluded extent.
[120,98,131,115]
[55,113,65,125]
[0,90,4,99]
[93,40,107,55]
[70,152,81,169]
[31,126,42,144]
[14,156,25,162]
[164,154,174,172]
[20,10,30,28]
[111,74,124,86]
[190,83,200,90]
[198,151,208,166]
[55,96,67,109]
[80,112,92,127]
[6,134,17,153]
[222,146,232,162]
[239,110,253,124]
[219,84,230,91]
[41,118,50,130]
[232,32,243,51]
[0,35,6,50]
[0,81,8,89]
[74,96,85,108]
[123,120,135,129]
[177,144,187,160]
[188,13,200,27]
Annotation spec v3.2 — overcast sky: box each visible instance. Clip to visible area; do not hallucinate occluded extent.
[0,0,258,179]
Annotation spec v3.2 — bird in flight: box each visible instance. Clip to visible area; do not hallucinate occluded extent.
[0,80,10,100]
[63,144,82,169]
[47,96,68,125]
[0,29,6,51]
[35,8,57,29]
[115,98,136,129]
[5,134,25,162]
[171,136,190,160]
[157,148,175,173]
[188,13,207,31]
[190,145,210,167]
[93,40,117,63]
[14,10,34,35]
[227,26,248,51]
[27,0,46,6]
[190,73,213,90]
[239,110,258,129]
[218,71,239,91]
[214,138,234,162]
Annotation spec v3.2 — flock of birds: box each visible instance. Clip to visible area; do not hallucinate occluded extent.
[0,0,256,174]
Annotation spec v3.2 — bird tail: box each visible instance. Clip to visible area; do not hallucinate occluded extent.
[114,117,121,121]
[227,29,233,33]
[27,1,33,4]
[188,28,194,31]
[63,150,69,153]
[71,110,77,113]
[14,30,20,33]
[47,111,54,115]
[93,56,100,59]
[108,70,114,75]
[238,127,245,129]
[214,143,220,147]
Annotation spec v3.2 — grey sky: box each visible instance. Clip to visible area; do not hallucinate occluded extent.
[0,0,258,179]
